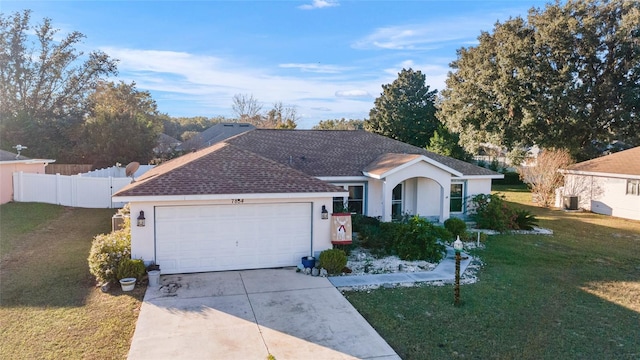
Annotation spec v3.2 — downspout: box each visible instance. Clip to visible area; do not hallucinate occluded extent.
[310,202,314,256]
[381,179,387,221]
[153,206,158,265]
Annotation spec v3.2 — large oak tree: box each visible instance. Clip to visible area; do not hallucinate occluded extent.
[439,0,640,161]
[82,81,163,168]
[0,10,117,161]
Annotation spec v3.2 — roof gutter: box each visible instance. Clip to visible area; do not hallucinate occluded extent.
[113,190,349,203]
[560,169,640,180]
[0,159,56,165]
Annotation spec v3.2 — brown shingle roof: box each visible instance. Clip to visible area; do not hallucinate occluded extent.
[115,129,500,198]
[226,129,498,177]
[565,147,640,176]
[114,142,346,197]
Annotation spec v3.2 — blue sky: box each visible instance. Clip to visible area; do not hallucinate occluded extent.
[3,0,549,128]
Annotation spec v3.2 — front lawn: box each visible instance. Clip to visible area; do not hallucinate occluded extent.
[0,203,145,359]
[345,185,640,359]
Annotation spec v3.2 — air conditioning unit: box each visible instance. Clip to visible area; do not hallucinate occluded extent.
[563,196,579,210]
[112,214,127,232]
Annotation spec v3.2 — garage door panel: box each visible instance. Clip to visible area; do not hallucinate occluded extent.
[155,203,311,274]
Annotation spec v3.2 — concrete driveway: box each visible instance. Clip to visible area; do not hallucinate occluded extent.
[128,269,400,360]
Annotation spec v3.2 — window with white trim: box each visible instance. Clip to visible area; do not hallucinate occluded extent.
[627,180,640,196]
[392,183,403,221]
[332,184,365,214]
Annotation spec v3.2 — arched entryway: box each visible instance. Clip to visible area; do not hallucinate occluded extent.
[386,176,446,222]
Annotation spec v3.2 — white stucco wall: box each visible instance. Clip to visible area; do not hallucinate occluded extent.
[380,161,452,222]
[128,196,335,264]
[366,179,383,217]
[416,178,442,217]
[404,178,417,216]
[402,178,441,218]
[362,166,495,222]
[564,174,640,220]
[466,179,493,198]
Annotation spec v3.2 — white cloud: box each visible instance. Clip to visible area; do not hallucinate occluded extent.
[351,16,497,51]
[335,90,371,98]
[279,63,350,74]
[100,47,379,127]
[298,0,339,10]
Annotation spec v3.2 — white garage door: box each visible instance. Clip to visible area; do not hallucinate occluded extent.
[155,203,312,274]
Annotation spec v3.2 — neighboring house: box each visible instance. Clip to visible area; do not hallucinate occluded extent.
[153,133,182,155]
[113,129,502,274]
[560,146,640,221]
[0,149,55,204]
[180,122,255,151]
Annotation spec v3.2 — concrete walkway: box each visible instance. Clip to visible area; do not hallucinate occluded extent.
[328,246,473,288]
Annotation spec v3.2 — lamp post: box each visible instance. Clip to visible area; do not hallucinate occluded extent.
[453,235,464,306]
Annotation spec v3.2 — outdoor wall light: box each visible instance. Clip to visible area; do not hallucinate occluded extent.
[137,210,146,227]
[321,205,329,220]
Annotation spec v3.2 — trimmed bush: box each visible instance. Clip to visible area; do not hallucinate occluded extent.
[469,193,539,232]
[116,258,146,281]
[88,228,131,284]
[352,214,380,233]
[319,248,347,274]
[469,193,511,232]
[392,216,447,262]
[444,218,467,239]
[357,216,450,261]
[358,224,389,256]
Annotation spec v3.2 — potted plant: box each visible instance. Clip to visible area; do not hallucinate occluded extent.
[116,259,146,291]
[119,277,136,291]
[301,256,315,269]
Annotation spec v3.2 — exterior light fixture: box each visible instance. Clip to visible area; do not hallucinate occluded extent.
[453,235,464,253]
[137,210,146,227]
[321,205,329,220]
[453,235,463,306]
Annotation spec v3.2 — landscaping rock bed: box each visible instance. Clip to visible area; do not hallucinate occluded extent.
[345,248,438,276]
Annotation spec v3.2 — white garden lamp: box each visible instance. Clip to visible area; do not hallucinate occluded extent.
[453,235,463,306]
[453,236,464,254]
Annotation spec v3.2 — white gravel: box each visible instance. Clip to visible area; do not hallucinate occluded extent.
[336,226,552,290]
[345,248,438,275]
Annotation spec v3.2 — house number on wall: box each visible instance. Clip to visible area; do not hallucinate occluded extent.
[231,199,244,204]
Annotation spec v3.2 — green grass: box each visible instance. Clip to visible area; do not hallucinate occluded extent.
[0,202,145,359]
[346,185,640,359]
[0,202,64,255]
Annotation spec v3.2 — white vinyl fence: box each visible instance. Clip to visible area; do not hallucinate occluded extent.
[13,171,143,208]
[80,165,154,178]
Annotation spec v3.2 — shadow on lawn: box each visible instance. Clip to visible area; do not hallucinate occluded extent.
[347,206,640,359]
[0,206,118,308]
